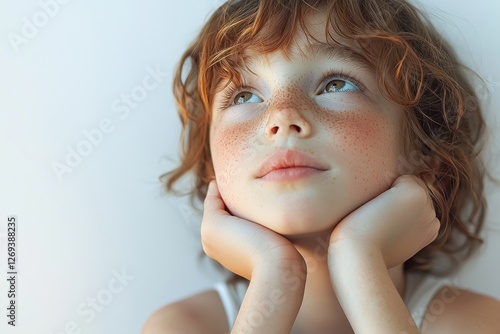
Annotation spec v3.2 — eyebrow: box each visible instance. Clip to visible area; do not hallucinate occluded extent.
[303,43,374,72]
[213,43,374,94]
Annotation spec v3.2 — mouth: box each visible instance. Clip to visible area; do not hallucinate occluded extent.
[257,149,329,181]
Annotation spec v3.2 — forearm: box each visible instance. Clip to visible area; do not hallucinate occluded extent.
[328,241,419,334]
[231,260,306,334]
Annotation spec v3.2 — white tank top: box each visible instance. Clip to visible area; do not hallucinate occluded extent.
[213,271,453,331]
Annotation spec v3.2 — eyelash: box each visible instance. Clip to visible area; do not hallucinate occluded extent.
[319,70,366,94]
[219,83,251,110]
[218,70,365,109]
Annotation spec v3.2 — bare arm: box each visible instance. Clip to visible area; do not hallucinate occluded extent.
[232,259,306,334]
[202,180,308,333]
[423,288,500,334]
[328,175,440,333]
[140,290,230,334]
[329,241,418,333]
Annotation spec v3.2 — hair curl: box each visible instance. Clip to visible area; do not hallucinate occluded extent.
[160,0,488,276]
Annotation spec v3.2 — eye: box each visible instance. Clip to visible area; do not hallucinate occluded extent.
[233,91,263,105]
[322,78,359,93]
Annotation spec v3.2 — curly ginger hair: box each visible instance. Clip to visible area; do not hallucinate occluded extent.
[160,0,488,275]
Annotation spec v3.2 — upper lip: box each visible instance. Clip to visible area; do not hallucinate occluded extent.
[256,149,329,178]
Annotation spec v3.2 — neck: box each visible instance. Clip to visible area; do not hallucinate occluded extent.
[287,230,406,334]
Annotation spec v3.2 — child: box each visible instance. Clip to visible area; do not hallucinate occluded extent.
[143,0,500,333]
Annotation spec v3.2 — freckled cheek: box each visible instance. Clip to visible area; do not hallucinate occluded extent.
[211,124,257,184]
[324,112,399,190]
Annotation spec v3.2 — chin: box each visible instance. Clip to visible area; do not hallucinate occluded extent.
[224,190,346,235]
[255,205,341,237]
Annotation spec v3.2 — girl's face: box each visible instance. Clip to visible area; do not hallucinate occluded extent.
[209,14,405,237]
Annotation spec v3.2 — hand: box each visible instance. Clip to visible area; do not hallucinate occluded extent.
[201,180,305,280]
[327,175,434,333]
[329,174,440,268]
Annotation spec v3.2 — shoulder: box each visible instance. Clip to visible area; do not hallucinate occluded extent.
[422,286,500,334]
[141,289,229,334]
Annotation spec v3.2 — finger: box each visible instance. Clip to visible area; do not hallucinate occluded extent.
[391,175,432,202]
[393,174,429,196]
[391,174,421,188]
[203,180,228,215]
[420,217,441,248]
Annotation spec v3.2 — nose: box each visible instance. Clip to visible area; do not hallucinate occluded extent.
[265,104,312,140]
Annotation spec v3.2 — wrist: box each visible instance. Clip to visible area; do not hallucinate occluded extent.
[328,237,382,262]
[253,254,307,282]
[328,238,388,280]
[235,257,306,334]
[253,243,306,274]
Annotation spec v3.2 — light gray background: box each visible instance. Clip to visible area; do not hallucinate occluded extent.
[0,0,499,333]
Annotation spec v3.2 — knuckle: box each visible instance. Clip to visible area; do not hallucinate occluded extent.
[398,174,415,183]
[403,180,428,206]
[429,218,441,240]
[200,217,210,238]
[200,235,212,257]
[200,217,217,247]
[201,241,211,257]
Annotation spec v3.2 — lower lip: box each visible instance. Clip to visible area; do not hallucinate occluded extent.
[260,167,325,182]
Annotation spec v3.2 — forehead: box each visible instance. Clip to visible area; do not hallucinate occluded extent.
[233,9,372,73]
[241,41,373,74]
